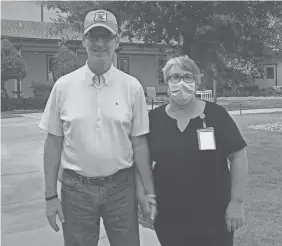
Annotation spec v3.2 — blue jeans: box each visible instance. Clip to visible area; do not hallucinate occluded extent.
[61,167,140,246]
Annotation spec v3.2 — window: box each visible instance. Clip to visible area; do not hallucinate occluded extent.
[158,57,166,84]
[119,57,129,74]
[47,55,55,82]
[266,67,275,79]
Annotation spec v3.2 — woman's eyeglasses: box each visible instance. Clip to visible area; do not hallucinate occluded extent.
[168,74,195,83]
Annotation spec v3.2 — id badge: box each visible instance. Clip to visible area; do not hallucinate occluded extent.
[197,127,216,151]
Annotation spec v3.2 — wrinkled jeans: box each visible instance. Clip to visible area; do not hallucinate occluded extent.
[61,168,140,246]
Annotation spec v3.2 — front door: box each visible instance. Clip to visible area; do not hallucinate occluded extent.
[264,64,276,87]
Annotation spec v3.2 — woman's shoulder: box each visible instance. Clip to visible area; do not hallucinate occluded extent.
[205,101,230,121]
[205,100,227,113]
[148,104,166,119]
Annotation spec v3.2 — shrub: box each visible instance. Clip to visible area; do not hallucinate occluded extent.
[51,44,80,81]
[1,38,27,99]
[7,97,48,110]
[242,84,259,93]
[30,81,53,100]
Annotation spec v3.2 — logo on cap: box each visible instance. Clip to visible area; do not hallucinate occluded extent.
[94,12,107,22]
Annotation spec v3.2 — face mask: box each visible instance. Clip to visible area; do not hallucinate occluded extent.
[168,81,195,105]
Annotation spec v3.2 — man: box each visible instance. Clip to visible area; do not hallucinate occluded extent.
[39,9,156,246]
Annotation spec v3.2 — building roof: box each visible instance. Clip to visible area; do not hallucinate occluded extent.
[2,19,60,40]
[1,19,140,44]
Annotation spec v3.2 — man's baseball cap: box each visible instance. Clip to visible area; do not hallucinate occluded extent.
[84,9,118,35]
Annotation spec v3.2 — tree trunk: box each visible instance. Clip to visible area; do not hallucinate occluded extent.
[210,63,218,103]
[1,79,5,90]
[181,32,194,58]
[213,79,217,103]
[16,79,21,99]
[1,80,8,97]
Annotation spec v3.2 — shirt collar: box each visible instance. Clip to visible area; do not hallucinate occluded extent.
[84,61,115,86]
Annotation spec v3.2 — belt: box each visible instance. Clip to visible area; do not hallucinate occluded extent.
[64,167,133,185]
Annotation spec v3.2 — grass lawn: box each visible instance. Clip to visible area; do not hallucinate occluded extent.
[217,97,282,111]
[152,96,282,111]
[139,113,282,246]
[1,97,282,119]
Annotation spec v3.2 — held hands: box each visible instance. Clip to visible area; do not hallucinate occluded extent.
[138,194,158,222]
[45,197,65,232]
[225,200,244,232]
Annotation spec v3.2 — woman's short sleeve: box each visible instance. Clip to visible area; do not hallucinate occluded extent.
[216,106,247,155]
[147,110,154,147]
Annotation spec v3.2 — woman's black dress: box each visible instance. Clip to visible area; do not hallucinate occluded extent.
[148,101,247,244]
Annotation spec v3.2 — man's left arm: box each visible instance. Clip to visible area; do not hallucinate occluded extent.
[131,135,155,195]
[130,83,155,195]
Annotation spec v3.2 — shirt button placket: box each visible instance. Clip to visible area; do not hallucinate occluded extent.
[97,89,101,129]
[96,90,101,154]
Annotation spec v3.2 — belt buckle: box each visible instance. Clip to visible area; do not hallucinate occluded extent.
[96,177,105,184]
[86,176,105,185]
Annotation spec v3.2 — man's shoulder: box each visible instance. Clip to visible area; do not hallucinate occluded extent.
[54,66,85,91]
[113,67,142,89]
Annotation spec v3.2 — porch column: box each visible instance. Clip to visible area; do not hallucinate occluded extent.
[74,44,79,58]
[17,40,23,55]
[13,42,24,99]
[113,46,122,68]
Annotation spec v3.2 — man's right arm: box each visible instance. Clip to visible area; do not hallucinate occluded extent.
[44,133,63,198]
[39,81,65,231]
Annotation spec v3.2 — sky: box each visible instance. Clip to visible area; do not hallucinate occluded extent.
[1,1,63,22]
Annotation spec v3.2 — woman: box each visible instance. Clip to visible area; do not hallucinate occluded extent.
[143,55,249,246]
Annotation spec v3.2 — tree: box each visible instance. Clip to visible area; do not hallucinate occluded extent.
[121,1,282,89]
[51,43,80,82]
[30,43,79,103]
[43,1,282,89]
[1,38,27,98]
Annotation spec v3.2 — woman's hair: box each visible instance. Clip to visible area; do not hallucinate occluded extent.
[162,55,202,83]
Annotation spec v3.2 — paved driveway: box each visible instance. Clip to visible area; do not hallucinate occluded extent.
[1,117,63,246]
[1,116,160,246]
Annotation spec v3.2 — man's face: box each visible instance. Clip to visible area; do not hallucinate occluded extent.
[82,27,120,64]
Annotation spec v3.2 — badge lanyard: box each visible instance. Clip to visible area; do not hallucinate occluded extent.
[199,113,207,128]
[197,113,216,150]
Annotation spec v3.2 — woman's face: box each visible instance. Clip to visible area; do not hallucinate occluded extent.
[167,65,197,105]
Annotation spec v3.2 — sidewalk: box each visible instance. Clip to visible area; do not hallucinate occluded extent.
[2,106,281,246]
[228,107,282,115]
[1,109,43,119]
[2,180,160,246]
[2,221,160,246]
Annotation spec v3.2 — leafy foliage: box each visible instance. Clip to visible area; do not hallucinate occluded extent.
[122,1,282,84]
[43,1,126,39]
[1,38,27,83]
[51,43,80,81]
[43,1,282,87]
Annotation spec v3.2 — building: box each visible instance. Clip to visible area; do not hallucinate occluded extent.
[2,1,280,99]
[254,52,282,89]
[1,1,171,99]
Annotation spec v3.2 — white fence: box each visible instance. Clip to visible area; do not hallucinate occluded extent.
[196,90,213,101]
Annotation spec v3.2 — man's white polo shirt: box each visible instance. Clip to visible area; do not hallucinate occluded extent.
[39,63,149,177]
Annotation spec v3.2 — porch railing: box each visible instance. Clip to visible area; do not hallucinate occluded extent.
[196,90,213,101]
